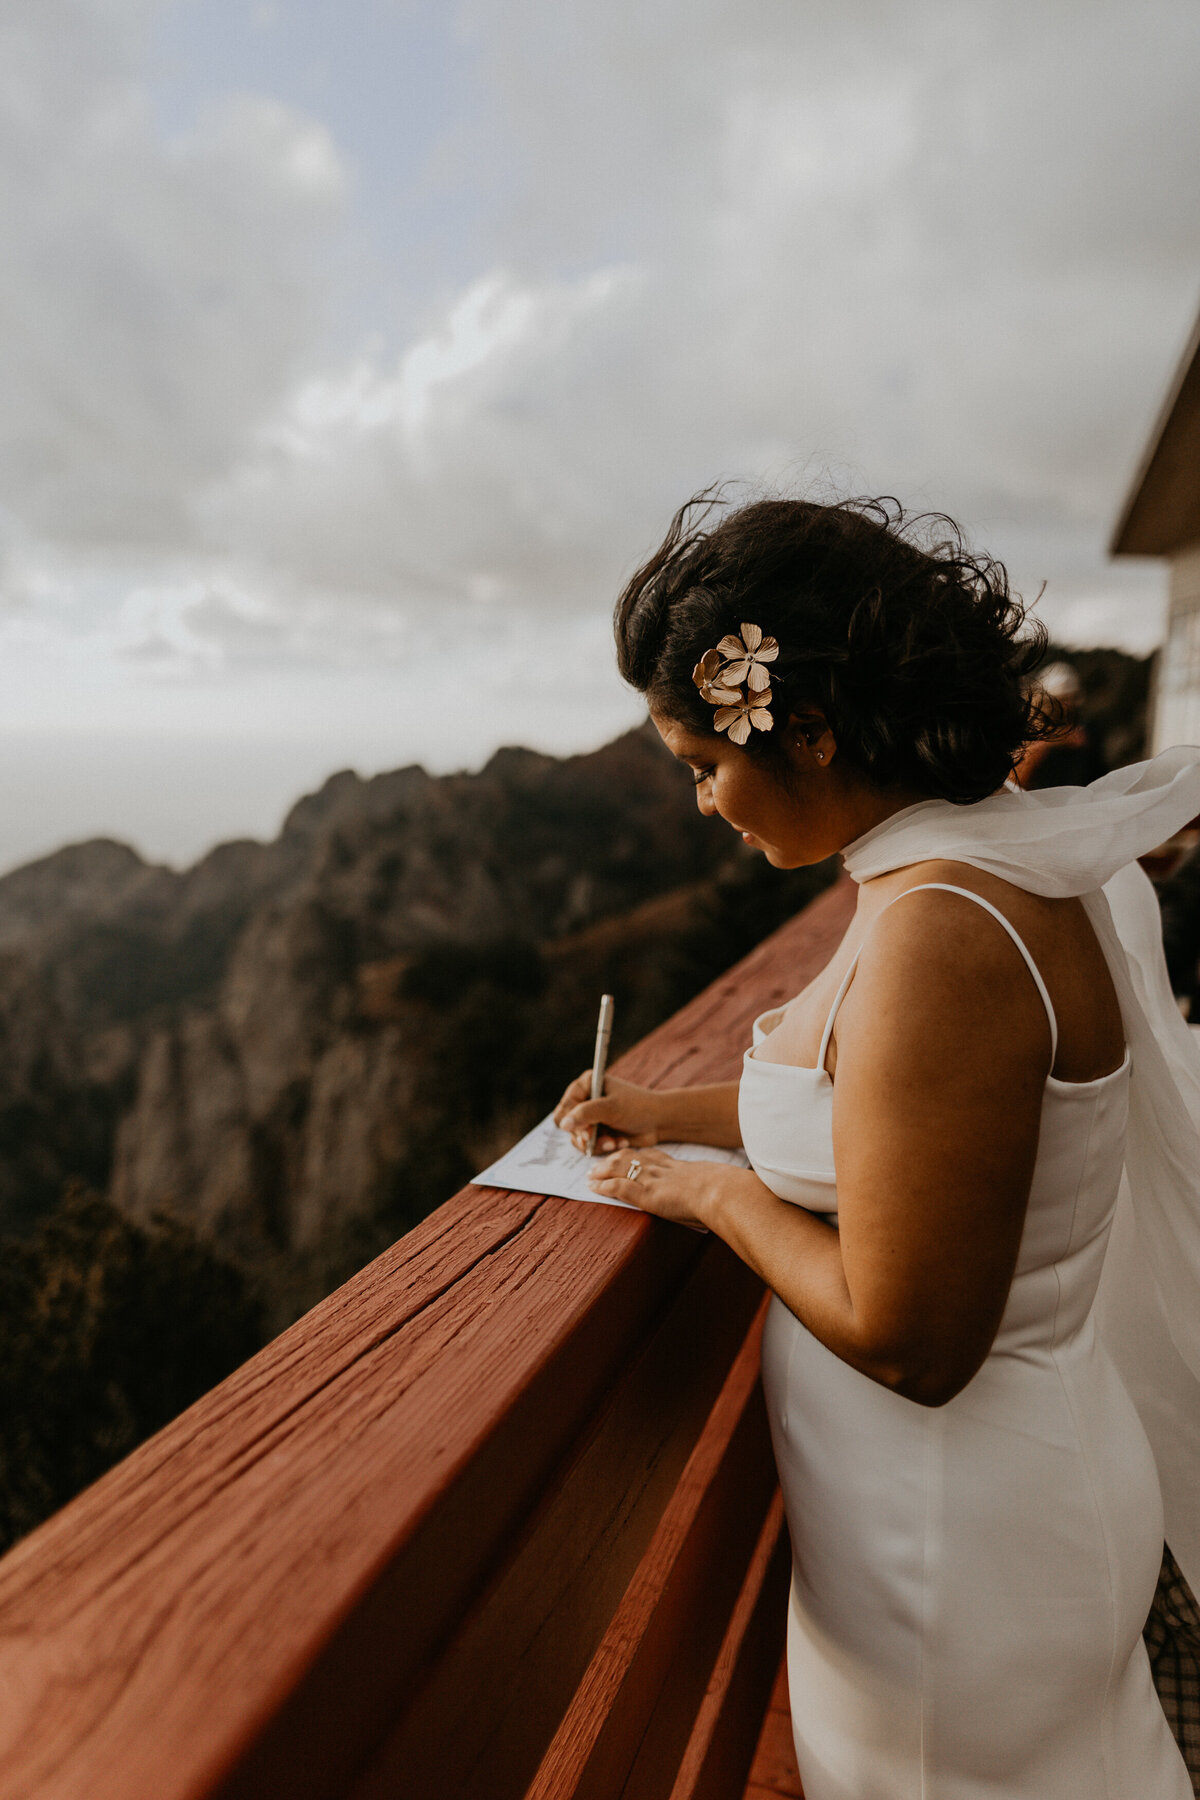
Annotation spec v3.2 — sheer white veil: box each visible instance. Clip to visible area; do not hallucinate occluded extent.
[841,746,1200,1595]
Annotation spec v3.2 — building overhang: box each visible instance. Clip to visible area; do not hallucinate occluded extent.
[1111,308,1200,558]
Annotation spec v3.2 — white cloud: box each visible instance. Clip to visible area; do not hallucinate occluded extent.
[202,264,645,607]
[0,0,344,552]
[185,0,1200,649]
[6,0,1197,628]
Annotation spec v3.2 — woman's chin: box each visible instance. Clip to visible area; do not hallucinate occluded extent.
[761,840,811,869]
[744,834,782,863]
[737,829,800,867]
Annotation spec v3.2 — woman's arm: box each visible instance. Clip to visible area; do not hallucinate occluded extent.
[592,890,1051,1406]
[555,1073,743,1151]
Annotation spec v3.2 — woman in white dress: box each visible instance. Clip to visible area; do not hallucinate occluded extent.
[555,495,1200,1798]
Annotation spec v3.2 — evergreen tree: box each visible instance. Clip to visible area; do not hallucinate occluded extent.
[0,1188,264,1552]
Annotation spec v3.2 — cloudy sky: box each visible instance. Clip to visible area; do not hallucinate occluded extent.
[0,0,1198,870]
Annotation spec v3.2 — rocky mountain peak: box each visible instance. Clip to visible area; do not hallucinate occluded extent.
[0,838,164,947]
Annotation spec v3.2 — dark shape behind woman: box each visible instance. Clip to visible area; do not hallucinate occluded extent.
[1014,659,1108,790]
[555,494,1200,1799]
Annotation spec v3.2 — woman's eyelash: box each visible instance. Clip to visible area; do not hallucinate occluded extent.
[692,767,713,787]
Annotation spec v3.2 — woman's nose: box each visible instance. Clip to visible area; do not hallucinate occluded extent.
[694,786,716,817]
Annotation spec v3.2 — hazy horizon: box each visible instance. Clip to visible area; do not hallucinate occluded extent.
[0,710,655,875]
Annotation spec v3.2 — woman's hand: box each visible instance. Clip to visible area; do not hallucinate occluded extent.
[587,1145,751,1231]
[554,1071,664,1154]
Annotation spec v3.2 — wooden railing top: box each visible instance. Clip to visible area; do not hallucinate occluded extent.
[0,876,857,1800]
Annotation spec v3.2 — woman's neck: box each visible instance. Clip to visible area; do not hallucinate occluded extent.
[836,784,934,857]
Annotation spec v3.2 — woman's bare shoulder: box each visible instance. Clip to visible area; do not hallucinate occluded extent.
[856,874,1044,983]
[835,882,1055,1090]
[867,856,1036,904]
[863,858,1077,948]
[844,861,1122,1081]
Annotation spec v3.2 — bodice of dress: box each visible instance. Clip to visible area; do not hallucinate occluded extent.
[739,1007,838,1213]
[738,883,1133,1355]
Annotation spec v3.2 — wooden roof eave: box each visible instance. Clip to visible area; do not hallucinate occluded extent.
[1111,307,1200,559]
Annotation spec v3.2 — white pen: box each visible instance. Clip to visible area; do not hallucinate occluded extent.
[585,993,615,1157]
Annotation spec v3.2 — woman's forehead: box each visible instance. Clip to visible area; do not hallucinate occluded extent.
[651,712,717,759]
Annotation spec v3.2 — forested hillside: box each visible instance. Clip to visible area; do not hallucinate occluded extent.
[0,723,835,1328]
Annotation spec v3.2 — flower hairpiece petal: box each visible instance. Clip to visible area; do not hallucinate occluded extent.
[694,623,782,740]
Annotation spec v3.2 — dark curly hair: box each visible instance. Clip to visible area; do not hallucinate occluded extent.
[614,491,1051,804]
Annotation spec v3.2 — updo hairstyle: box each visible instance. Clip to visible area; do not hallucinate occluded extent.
[614,492,1051,805]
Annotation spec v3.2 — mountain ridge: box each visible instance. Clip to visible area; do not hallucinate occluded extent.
[0,724,832,1317]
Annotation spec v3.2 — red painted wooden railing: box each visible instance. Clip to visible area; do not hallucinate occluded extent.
[0,878,856,1800]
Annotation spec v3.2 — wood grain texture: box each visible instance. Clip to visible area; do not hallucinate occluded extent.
[742,1707,805,1800]
[668,1493,792,1800]
[522,1303,778,1800]
[0,877,856,1800]
[738,1656,804,1800]
[268,1243,765,1800]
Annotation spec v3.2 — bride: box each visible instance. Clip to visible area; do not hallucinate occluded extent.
[555,493,1200,1799]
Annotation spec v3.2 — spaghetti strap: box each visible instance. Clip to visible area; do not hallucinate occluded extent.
[816,952,867,1072]
[817,880,1059,1073]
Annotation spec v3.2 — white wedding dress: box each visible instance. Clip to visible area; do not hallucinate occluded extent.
[738,752,1200,1799]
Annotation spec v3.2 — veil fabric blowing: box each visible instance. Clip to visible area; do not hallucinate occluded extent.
[840,745,1200,1596]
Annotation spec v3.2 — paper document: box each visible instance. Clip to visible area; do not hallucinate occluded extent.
[474,1109,749,1210]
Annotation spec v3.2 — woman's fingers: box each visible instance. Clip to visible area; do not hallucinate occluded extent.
[586,1148,708,1233]
[556,1078,659,1151]
[569,1128,624,1152]
[574,1124,661,1154]
[588,1147,667,1206]
[594,1129,657,1152]
[553,1071,595,1127]
[593,1146,670,1178]
[582,1128,659,1151]
[576,1130,630,1153]
[590,1180,637,1204]
[588,1167,645,1202]
[561,1094,629,1136]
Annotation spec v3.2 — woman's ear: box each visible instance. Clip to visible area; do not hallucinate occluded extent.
[786,710,837,768]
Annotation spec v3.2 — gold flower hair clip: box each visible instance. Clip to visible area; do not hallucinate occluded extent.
[692,622,779,746]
